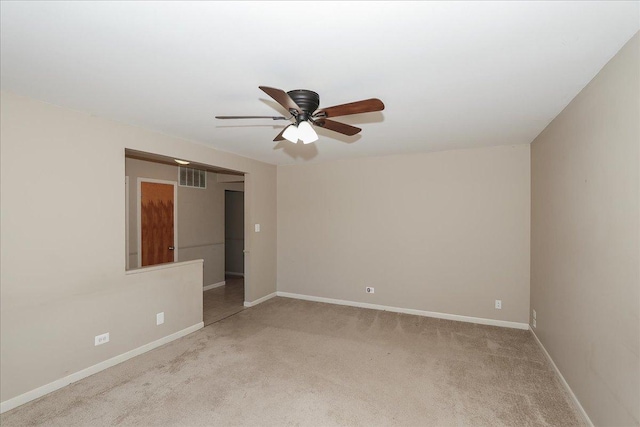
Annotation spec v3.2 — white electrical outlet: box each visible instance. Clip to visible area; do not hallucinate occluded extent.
[254,224,260,232]
[495,300,502,309]
[532,318,537,328]
[157,312,165,325]
[95,332,109,346]
[366,287,375,294]
[532,309,536,320]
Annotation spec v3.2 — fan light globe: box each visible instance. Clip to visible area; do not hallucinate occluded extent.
[298,121,318,144]
[282,124,299,143]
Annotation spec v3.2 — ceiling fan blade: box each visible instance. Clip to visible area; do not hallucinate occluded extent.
[215,116,288,120]
[312,119,361,136]
[313,98,384,118]
[259,86,303,115]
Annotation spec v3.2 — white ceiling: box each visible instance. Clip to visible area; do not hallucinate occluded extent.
[1,1,638,165]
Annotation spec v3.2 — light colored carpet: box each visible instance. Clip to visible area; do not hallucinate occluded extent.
[1,297,585,426]
[203,277,245,326]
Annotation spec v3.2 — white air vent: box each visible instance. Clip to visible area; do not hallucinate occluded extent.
[179,166,206,189]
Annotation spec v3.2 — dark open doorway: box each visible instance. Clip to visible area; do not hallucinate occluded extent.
[225,190,245,277]
[202,189,245,326]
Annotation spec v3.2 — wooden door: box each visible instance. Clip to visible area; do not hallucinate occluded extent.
[141,182,175,266]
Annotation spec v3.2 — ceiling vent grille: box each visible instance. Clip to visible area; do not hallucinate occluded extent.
[179,166,206,189]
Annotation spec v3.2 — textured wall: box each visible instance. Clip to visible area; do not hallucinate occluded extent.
[531,33,639,426]
[278,144,531,324]
[0,92,277,403]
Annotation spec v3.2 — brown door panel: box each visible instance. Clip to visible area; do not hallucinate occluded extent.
[141,182,174,267]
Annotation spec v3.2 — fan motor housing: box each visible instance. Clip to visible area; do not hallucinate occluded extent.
[287,89,320,115]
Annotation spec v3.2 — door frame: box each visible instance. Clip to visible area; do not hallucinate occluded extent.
[137,177,178,268]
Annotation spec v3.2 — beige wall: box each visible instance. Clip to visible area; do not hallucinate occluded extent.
[0,92,277,403]
[531,33,639,426]
[278,144,531,323]
[125,158,226,287]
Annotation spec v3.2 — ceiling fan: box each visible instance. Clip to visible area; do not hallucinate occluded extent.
[216,86,384,144]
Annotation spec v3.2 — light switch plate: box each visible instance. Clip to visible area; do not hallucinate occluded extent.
[255,224,260,232]
[157,312,165,325]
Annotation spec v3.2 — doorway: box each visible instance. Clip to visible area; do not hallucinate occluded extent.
[225,190,244,277]
[202,189,245,326]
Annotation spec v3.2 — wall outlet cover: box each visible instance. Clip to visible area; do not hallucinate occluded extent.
[495,299,502,309]
[157,312,165,325]
[95,332,110,346]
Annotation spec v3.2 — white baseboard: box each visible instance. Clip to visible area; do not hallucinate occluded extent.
[225,271,244,277]
[243,292,276,307]
[276,292,529,330]
[0,322,204,414]
[531,329,593,426]
[203,281,225,291]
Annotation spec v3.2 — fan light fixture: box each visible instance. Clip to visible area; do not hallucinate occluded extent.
[282,121,318,144]
[282,125,299,144]
[298,121,318,144]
